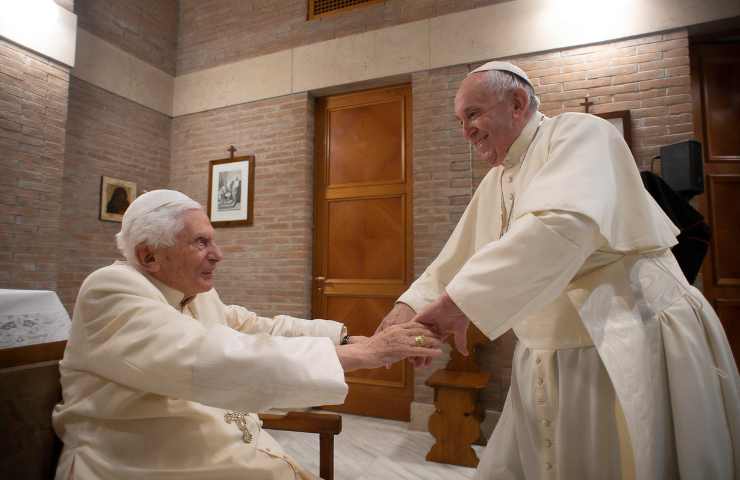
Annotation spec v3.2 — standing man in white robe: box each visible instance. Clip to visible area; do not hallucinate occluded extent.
[53,189,442,480]
[378,62,740,479]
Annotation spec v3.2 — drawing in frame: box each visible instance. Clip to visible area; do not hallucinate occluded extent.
[596,110,633,152]
[207,155,255,227]
[99,176,136,222]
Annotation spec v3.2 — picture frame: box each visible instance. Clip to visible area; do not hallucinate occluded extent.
[596,110,633,151]
[207,155,255,227]
[99,176,136,222]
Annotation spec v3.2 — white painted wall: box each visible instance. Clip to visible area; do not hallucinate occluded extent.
[0,0,76,67]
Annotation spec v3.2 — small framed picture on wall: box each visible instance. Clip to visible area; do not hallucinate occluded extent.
[207,155,255,227]
[100,176,136,222]
[596,110,633,152]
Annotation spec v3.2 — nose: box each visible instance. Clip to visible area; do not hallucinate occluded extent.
[461,119,476,141]
[209,241,224,263]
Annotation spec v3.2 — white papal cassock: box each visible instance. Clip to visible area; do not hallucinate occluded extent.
[52,261,348,480]
[399,111,740,479]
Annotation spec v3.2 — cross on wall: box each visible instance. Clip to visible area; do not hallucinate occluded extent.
[580,97,594,113]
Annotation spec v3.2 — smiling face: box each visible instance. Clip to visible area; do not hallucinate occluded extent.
[454,73,530,167]
[141,209,224,298]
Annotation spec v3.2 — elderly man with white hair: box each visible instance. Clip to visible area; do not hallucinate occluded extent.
[378,62,739,479]
[52,189,442,480]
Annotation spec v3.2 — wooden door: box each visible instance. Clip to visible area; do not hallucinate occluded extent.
[691,40,740,362]
[313,85,413,420]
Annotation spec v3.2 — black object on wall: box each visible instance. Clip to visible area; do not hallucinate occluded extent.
[641,171,711,284]
[659,140,704,200]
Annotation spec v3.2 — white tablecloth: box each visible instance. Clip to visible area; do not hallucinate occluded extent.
[0,289,71,349]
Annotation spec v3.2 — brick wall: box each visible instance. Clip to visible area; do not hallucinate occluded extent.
[57,79,171,311]
[54,0,178,311]
[0,39,70,292]
[177,0,507,75]
[75,0,179,75]
[520,30,693,172]
[170,93,315,318]
[411,29,693,412]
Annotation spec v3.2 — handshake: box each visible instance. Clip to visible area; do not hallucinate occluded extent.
[336,292,469,372]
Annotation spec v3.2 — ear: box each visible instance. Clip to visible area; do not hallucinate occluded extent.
[510,87,530,118]
[135,244,160,273]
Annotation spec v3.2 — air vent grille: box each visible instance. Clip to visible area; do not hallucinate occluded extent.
[308,0,383,20]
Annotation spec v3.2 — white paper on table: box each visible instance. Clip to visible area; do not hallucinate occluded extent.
[0,289,71,348]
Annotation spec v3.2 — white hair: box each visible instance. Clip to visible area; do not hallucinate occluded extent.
[481,69,540,114]
[115,198,203,268]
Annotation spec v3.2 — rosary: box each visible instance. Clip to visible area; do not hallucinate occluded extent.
[224,411,255,444]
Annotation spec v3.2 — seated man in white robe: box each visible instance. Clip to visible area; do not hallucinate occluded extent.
[379,62,740,479]
[52,189,442,480]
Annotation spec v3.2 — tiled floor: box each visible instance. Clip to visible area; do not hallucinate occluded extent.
[269,412,482,480]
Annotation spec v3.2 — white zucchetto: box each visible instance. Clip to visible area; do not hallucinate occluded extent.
[121,189,197,230]
[468,61,534,89]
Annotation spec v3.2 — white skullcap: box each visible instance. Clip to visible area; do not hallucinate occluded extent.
[468,61,534,89]
[121,189,198,230]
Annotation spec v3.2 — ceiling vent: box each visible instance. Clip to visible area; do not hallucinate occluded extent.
[308,0,383,20]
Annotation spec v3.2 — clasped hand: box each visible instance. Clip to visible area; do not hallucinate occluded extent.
[336,321,443,372]
[374,292,470,368]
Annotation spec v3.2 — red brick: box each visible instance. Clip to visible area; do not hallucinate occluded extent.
[539,89,589,103]
[641,94,691,108]
[610,52,661,66]
[563,77,612,91]
[587,64,637,79]
[613,69,665,84]
[589,83,640,96]
[668,123,693,134]
[541,71,588,85]
[636,38,689,54]
[664,47,690,59]
[560,60,610,74]
[639,76,690,91]
[668,85,691,96]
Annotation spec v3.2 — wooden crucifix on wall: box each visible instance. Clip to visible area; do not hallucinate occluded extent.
[580,97,594,113]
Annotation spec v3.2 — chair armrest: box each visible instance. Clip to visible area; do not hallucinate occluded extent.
[258,411,342,435]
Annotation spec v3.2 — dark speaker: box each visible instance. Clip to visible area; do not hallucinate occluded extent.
[660,140,703,197]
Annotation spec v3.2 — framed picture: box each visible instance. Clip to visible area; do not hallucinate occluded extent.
[99,176,136,222]
[207,155,255,227]
[596,110,633,151]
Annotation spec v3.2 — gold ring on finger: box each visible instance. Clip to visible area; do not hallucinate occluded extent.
[415,335,425,347]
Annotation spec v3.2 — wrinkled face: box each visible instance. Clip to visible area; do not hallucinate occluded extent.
[454,74,525,167]
[151,209,223,297]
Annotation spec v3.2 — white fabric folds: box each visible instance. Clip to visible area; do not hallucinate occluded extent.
[513,112,679,252]
[398,111,739,479]
[53,261,347,480]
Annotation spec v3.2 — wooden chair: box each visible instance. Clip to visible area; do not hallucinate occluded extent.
[260,411,342,480]
[0,341,342,480]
